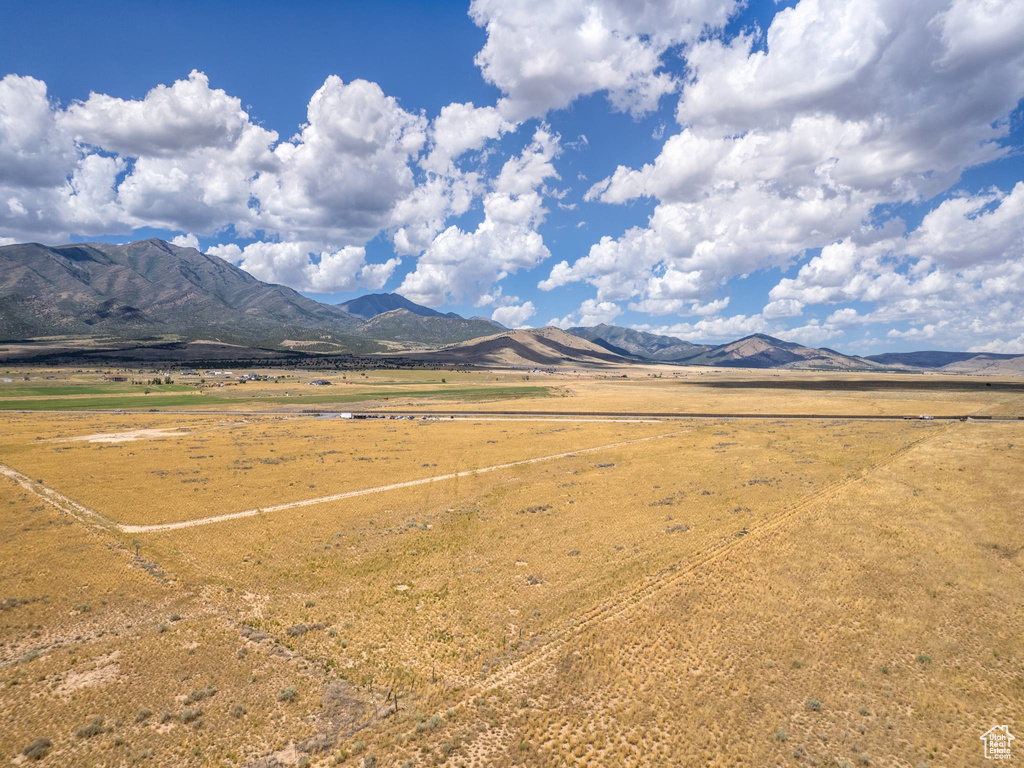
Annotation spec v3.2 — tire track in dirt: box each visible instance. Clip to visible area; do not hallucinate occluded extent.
[442,423,954,734]
[0,462,116,530]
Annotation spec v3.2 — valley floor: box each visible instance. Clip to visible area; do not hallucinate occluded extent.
[0,369,1021,767]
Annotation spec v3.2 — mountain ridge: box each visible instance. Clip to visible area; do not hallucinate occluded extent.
[3,239,1023,371]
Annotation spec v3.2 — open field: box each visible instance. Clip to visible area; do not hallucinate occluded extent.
[0,368,1021,767]
[2,366,1024,418]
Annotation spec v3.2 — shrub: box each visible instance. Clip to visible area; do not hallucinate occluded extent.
[181,708,203,724]
[22,738,51,760]
[230,704,246,718]
[278,686,297,702]
[134,708,152,723]
[185,686,216,704]
[806,698,821,711]
[363,756,377,768]
[917,654,932,664]
[75,716,105,738]
[775,730,788,742]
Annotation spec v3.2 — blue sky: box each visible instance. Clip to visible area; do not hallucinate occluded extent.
[1,0,1023,353]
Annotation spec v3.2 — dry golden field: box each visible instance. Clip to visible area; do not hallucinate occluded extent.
[0,367,1021,767]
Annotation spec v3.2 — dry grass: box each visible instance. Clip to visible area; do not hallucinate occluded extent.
[0,368,1021,767]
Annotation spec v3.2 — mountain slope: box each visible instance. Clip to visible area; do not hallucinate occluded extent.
[0,239,364,344]
[865,351,1019,368]
[353,309,502,346]
[569,324,710,361]
[415,327,631,367]
[338,292,459,320]
[678,334,882,370]
[938,354,1024,375]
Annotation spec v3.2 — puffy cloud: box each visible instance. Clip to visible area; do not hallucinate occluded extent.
[544,183,864,302]
[768,183,1024,350]
[932,0,1024,69]
[0,74,77,188]
[775,321,841,346]
[969,334,1024,355]
[0,74,130,242]
[252,76,427,244]
[638,313,771,344]
[209,241,399,294]
[551,298,622,328]
[762,298,804,319]
[59,71,279,236]
[390,171,480,256]
[170,232,200,249]
[398,129,560,306]
[470,0,737,121]
[491,301,536,328]
[422,102,514,173]
[61,70,259,158]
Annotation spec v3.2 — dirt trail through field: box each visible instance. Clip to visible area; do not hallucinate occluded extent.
[0,430,685,535]
[119,430,685,533]
[0,462,116,530]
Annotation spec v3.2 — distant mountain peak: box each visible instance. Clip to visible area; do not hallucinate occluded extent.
[338,292,460,320]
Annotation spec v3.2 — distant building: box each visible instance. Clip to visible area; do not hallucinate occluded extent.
[309,379,332,386]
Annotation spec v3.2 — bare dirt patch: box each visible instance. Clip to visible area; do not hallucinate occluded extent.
[51,427,189,443]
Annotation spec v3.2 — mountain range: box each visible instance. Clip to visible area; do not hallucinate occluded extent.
[2,238,1021,373]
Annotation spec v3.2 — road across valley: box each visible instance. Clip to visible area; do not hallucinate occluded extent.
[3,407,1020,422]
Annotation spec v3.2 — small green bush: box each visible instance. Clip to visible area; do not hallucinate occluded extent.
[277,687,297,702]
